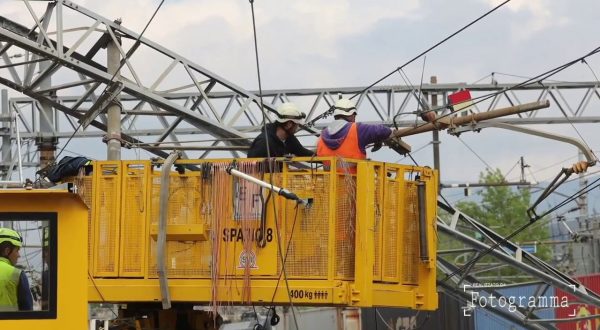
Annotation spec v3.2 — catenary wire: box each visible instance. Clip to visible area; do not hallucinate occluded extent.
[248,1,299,329]
[536,176,600,220]
[441,173,600,283]
[262,205,301,329]
[502,159,521,179]
[375,308,394,330]
[306,0,512,126]
[470,73,493,84]
[402,45,600,139]
[348,0,513,100]
[456,136,493,172]
[395,141,432,162]
[491,72,569,84]
[581,58,600,82]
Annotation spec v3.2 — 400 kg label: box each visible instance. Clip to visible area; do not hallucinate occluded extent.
[290,289,329,300]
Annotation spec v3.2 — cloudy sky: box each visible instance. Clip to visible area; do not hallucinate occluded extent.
[2,0,599,206]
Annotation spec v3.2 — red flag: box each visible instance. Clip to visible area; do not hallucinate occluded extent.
[448,90,473,112]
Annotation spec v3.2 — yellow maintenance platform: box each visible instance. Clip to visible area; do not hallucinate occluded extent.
[83,157,438,309]
[0,157,438,329]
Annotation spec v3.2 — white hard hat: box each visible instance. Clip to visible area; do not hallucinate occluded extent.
[333,98,357,117]
[275,103,306,124]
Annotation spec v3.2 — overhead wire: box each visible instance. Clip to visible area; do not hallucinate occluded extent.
[491,72,569,84]
[535,176,600,220]
[470,73,493,85]
[524,154,578,177]
[456,136,493,172]
[532,168,600,190]
[581,58,600,82]
[395,141,431,162]
[261,205,302,329]
[88,270,119,319]
[374,308,394,330]
[536,226,592,244]
[393,45,600,149]
[502,159,521,180]
[54,0,166,161]
[347,0,513,101]
[393,68,423,128]
[306,0,513,127]
[526,166,539,185]
[442,166,600,281]
[560,57,600,158]
[248,1,299,329]
[309,7,600,182]
[441,173,600,283]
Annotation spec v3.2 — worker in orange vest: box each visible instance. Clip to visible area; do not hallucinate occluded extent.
[317,98,430,172]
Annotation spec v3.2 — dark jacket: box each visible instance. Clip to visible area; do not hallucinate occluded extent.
[18,271,33,310]
[247,123,314,158]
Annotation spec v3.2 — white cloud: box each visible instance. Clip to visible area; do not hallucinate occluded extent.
[483,0,569,40]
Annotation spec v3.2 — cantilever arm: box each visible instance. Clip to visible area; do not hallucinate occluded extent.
[475,122,597,165]
[391,101,550,138]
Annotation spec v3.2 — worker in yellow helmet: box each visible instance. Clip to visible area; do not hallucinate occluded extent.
[0,228,33,311]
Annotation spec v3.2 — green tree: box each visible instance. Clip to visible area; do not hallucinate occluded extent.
[452,169,551,278]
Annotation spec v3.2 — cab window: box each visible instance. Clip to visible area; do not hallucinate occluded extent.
[0,213,57,319]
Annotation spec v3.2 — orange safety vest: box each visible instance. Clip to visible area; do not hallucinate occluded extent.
[317,123,366,173]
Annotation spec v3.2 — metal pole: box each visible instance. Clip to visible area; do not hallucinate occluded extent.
[37,60,58,168]
[14,112,23,184]
[226,167,309,205]
[1,90,11,180]
[106,36,122,160]
[417,181,429,262]
[520,156,526,182]
[430,77,440,178]
[578,150,588,219]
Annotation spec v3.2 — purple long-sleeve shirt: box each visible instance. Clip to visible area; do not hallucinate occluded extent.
[319,120,391,154]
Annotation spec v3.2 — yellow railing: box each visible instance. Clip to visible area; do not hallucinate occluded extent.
[83,157,438,310]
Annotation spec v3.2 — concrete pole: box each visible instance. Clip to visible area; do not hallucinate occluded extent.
[37,60,58,168]
[430,76,441,181]
[1,89,11,180]
[106,36,122,160]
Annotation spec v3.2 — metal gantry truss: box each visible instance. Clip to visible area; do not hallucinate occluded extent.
[437,200,600,328]
[1,1,600,167]
[0,0,282,160]
[3,82,600,169]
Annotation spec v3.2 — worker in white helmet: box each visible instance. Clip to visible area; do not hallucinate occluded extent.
[248,102,314,158]
[316,98,392,172]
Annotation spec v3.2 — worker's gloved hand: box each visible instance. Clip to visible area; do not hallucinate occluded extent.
[372,141,383,152]
[420,111,436,123]
[571,161,589,174]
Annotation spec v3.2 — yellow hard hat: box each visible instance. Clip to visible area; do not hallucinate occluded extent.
[0,228,22,247]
